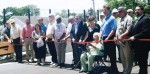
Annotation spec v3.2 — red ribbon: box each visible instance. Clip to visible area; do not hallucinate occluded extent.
[7,38,150,45]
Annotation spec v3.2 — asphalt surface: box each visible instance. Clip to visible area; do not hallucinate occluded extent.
[0,42,150,74]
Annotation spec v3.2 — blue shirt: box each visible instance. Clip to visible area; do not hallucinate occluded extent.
[100,14,117,36]
[40,23,47,33]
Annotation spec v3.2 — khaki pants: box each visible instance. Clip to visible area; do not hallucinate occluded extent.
[24,38,34,61]
[80,52,95,71]
[54,40,66,64]
[119,41,133,74]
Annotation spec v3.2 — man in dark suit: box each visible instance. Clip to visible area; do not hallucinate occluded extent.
[119,6,150,74]
[70,14,88,69]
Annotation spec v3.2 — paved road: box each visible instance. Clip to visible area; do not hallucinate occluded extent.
[0,52,150,74]
[0,42,150,74]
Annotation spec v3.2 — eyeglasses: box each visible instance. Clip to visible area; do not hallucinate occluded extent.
[118,11,123,13]
[127,12,132,13]
[11,22,15,24]
[113,12,118,14]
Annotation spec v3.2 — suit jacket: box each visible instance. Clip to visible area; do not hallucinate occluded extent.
[128,14,150,49]
[70,21,88,42]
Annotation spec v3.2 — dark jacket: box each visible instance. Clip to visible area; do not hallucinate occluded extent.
[86,24,100,42]
[128,14,150,49]
[70,21,88,42]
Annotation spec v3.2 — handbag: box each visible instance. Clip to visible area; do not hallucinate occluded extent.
[36,37,44,48]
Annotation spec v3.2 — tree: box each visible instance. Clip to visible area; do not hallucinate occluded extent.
[56,9,68,18]
[70,12,76,17]
[22,5,40,16]
[0,5,40,25]
[145,5,150,15]
[5,4,40,16]
[105,0,150,17]
[0,15,3,25]
[87,8,94,16]
[56,9,77,18]
[105,0,133,10]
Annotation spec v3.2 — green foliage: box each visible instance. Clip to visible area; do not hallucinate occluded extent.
[56,9,77,18]
[0,15,3,25]
[105,0,150,17]
[106,0,134,10]
[70,12,76,17]
[5,4,40,16]
[0,4,40,25]
[21,5,40,16]
[56,9,68,18]
[87,8,94,16]
[144,4,150,17]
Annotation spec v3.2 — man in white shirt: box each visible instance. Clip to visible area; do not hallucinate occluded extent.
[52,15,66,68]
[64,16,76,66]
[9,19,23,63]
[66,16,74,36]
[46,14,58,67]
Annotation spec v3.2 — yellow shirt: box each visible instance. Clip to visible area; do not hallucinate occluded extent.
[10,24,22,39]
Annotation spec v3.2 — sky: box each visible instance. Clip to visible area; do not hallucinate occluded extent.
[0,0,106,16]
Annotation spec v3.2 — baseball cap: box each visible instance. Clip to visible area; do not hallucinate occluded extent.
[127,9,133,13]
[9,19,15,24]
[112,8,118,14]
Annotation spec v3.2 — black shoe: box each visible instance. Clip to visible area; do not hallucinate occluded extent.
[71,64,76,69]
[37,63,41,66]
[15,60,18,62]
[18,61,23,63]
[26,60,30,63]
[60,63,65,68]
[118,58,122,63]
[72,65,80,69]
[31,59,35,63]
[71,63,74,66]
[58,63,61,66]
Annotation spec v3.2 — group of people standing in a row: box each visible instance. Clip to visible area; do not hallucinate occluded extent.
[3,14,67,68]
[97,5,150,74]
[2,4,150,74]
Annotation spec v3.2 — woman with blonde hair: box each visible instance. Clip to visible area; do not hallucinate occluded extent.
[86,15,100,42]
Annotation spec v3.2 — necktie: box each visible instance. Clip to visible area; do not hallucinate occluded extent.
[75,24,78,34]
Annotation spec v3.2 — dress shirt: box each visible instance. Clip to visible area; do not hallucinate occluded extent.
[66,23,73,35]
[52,22,66,40]
[22,24,34,39]
[40,23,47,33]
[46,22,54,38]
[10,24,22,39]
[100,14,117,37]
[116,15,133,37]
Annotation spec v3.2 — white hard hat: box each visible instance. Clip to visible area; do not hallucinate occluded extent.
[112,8,118,14]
